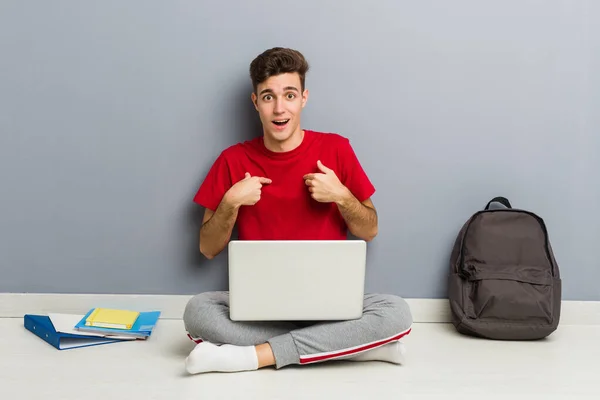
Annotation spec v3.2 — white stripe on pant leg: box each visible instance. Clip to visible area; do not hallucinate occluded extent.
[299,326,412,364]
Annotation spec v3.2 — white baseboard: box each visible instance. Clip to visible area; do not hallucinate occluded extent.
[1,293,599,325]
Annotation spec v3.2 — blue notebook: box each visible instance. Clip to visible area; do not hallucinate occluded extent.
[74,309,161,339]
[24,314,126,350]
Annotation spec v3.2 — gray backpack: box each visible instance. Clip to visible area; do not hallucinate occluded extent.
[448,197,561,340]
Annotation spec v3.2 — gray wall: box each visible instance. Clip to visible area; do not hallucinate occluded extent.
[1,1,598,300]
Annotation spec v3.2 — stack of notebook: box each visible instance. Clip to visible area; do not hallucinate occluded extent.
[24,307,161,350]
[74,308,161,339]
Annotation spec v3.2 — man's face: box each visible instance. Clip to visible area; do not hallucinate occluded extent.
[252,72,308,151]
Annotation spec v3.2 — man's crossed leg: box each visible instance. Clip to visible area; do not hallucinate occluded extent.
[183,292,413,374]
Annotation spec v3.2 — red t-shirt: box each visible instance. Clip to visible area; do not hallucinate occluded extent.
[193,130,375,240]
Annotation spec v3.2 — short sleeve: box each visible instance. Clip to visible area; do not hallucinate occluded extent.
[193,152,233,211]
[338,138,376,202]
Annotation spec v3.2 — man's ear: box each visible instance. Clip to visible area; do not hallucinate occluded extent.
[251,92,259,111]
[302,89,309,108]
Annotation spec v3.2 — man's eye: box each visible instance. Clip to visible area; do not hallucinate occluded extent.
[263,95,272,101]
[287,93,295,99]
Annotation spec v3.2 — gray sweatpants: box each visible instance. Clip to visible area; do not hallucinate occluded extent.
[183,291,413,369]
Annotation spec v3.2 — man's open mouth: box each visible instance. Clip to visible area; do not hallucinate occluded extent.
[272,119,290,127]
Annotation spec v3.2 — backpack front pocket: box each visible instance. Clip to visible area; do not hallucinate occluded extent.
[462,263,554,323]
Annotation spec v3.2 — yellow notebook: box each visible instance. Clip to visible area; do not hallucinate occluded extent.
[85,308,140,330]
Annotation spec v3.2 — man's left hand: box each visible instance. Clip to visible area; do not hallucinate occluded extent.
[303,160,351,204]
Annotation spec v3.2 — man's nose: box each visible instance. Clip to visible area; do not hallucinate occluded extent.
[273,99,284,114]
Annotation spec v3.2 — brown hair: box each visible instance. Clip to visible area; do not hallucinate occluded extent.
[249,47,310,93]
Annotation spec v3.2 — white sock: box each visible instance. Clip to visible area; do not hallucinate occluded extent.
[346,341,406,364]
[185,342,259,374]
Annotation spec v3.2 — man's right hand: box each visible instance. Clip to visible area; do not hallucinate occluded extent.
[224,172,272,208]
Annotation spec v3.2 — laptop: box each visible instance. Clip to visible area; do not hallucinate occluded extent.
[228,240,367,321]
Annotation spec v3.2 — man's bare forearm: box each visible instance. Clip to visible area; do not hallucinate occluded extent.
[199,198,239,259]
[335,190,378,241]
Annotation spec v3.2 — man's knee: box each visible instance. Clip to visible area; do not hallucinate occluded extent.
[183,291,228,339]
[366,293,413,337]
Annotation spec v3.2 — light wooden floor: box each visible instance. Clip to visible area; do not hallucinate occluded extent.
[1,318,598,400]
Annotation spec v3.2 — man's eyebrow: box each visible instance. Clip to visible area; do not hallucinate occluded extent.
[259,86,299,95]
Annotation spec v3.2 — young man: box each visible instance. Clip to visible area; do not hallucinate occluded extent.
[183,47,413,374]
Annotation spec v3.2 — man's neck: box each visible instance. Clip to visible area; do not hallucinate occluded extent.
[263,129,305,153]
